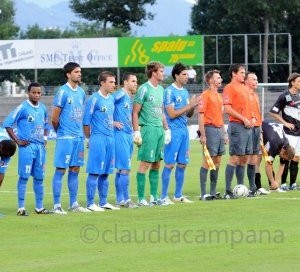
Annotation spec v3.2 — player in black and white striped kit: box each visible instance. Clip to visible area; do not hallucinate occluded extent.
[269,73,300,190]
[256,122,295,191]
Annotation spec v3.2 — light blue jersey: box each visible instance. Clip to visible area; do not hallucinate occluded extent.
[53,83,85,138]
[164,83,189,129]
[3,100,48,144]
[112,88,133,134]
[83,91,115,136]
[0,127,12,174]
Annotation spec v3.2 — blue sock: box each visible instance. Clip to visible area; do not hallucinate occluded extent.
[161,167,172,199]
[86,174,98,207]
[175,166,185,198]
[33,178,44,209]
[114,172,123,204]
[120,173,130,202]
[68,171,79,207]
[17,177,28,209]
[52,170,64,206]
[98,174,109,206]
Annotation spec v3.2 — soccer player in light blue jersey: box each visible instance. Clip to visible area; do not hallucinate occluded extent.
[84,71,119,211]
[0,128,16,217]
[51,62,90,214]
[0,128,16,188]
[4,82,50,216]
[113,73,138,208]
[161,63,198,204]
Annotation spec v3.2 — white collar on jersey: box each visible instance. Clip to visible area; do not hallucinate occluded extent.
[26,99,39,108]
[98,90,110,99]
[66,82,78,91]
[172,83,184,90]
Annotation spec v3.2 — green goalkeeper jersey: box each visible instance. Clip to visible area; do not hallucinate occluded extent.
[134,81,164,127]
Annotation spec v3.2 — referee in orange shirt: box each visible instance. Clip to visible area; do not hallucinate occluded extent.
[198,70,227,200]
[223,64,256,199]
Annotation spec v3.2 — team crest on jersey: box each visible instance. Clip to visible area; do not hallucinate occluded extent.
[176,96,182,103]
[100,105,108,112]
[124,102,130,109]
[67,97,73,104]
[285,95,292,102]
[27,115,35,122]
[148,95,155,102]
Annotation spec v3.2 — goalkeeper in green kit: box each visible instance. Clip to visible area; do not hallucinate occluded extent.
[132,61,171,206]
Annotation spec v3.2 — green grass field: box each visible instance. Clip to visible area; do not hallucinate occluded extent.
[1,140,300,272]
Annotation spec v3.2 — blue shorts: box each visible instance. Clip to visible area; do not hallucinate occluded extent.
[251,126,261,155]
[86,134,115,175]
[18,143,46,179]
[54,138,84,168]
[228,122,252,156]
[205,126,225,156]
[164,128,189,165]
[0,157,10,174]
[114,131,133,170]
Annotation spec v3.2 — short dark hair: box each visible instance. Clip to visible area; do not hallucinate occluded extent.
[27,82,41,92]
[205,69,220,84]
[0,140,17,158]
[122,72,136,82]
[288,73,300,88]
[171,63,188,80]
[63,62,81,78]
[98,71,116,85]
[228,63,245,79]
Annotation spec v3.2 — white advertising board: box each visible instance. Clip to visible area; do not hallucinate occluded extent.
[35,38,118,68]
[0,40,35,69]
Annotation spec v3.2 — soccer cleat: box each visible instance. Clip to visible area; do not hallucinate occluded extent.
[35,208,51,214]
[160,197,175,205]
[124,200,138,208]
[87,204,105,212]
[257,188,270,195]
[149,195,157,205]
[211,192,222,200]
[116,200,125,208]
[52,206,67,215]
[200,194,213,201]
[280,183,290,191]
[100,203,120,210]
[247,190,257,197]
[223,190,238,199]
[17,209,29,216]
[173,196,193,203]
[137,199,150,207]
[156,199,170,206]
[272,188,287,193]
[69,204,91,213]
[290,183,300,190]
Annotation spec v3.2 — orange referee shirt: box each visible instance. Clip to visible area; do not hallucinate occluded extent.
[249,91,262,126]
[223,82,253,123]
[198,89,224,127]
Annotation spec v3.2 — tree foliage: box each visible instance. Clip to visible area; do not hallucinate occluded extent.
[69,0,156,35]
[0,0,19,39]
[190,0,300,82]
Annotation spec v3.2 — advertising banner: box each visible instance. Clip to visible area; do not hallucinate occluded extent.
[0,40,35,69]
[35,38,118,68]
[118,35,203,67]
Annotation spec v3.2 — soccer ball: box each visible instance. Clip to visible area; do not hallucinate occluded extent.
[233,184,249,198]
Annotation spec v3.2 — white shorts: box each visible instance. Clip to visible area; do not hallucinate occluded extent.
[285,134,300,156]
